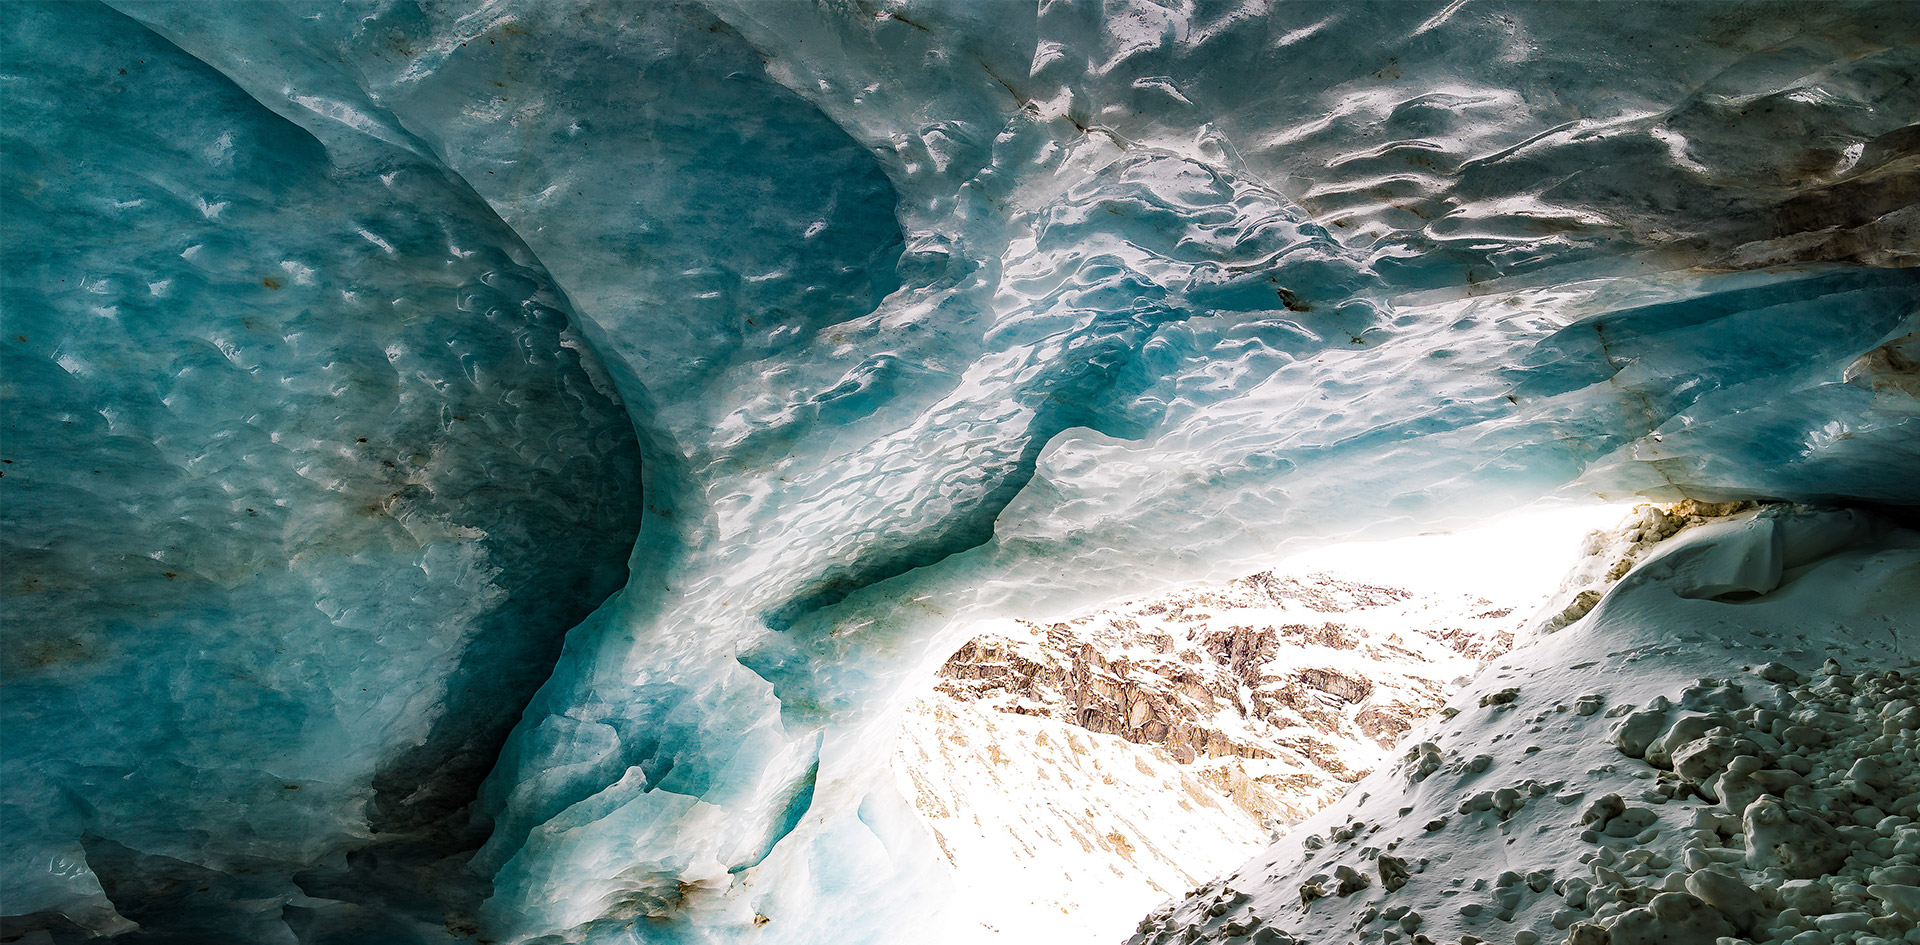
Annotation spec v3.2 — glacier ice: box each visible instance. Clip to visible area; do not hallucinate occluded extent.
[2,1,1916,942]
[0,3,649,938]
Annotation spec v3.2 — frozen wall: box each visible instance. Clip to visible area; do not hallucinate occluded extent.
[2,1,1915,942]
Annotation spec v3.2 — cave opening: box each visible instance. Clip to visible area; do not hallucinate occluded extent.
[890,501,1646,945]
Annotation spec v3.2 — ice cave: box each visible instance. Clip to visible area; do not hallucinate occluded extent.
[1,2,1916,944]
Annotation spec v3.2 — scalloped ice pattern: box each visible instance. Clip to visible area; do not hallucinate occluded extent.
[2,1,1915,943]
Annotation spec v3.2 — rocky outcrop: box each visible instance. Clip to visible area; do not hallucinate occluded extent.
[928,570,1529,822]
[1526,500,1758,638]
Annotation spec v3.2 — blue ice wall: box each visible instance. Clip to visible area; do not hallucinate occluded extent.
[1,3,648,939]
[3,1,1916,943]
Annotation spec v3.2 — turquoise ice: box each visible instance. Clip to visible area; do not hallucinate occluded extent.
[3,1,1915,942]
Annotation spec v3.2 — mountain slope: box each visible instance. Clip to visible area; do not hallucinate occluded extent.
[896,562,1552,943]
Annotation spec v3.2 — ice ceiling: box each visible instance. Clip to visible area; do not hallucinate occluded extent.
[2,1,1916,942]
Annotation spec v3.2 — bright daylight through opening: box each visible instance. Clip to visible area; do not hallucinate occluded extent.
[894,501,1644,944]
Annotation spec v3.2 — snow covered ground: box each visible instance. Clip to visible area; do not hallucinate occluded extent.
[895,505,1633,944]
[896,699,1267,945]
[1129,505,1920,945]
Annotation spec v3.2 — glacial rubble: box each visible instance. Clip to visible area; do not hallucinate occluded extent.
[1127,506,1920,945]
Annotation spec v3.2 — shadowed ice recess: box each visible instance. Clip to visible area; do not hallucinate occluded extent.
[1,1,1915,943]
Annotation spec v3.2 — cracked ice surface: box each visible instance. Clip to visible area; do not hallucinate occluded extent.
[3,1,1917,942]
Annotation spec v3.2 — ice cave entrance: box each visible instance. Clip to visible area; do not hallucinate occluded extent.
[893,502,1639,945]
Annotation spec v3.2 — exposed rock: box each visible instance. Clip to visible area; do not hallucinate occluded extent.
[929,570,1526,823]
[1744,796,1850,879]
[1603,892,1735,945]
[1868,884,1920,921]
[1683,868,1764,935]
[1379,855,1412,892]
[1334,865,1370,897]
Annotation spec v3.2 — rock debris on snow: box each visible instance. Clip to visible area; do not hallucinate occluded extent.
[896,539,1568,942]
[1126,506,1920,945]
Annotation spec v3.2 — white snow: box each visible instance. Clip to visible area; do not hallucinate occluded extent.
[897,699,1266,945]
[1129,505,1920,945]
[898,504,1637,945]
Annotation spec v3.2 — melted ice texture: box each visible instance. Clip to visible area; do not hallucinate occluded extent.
[2,1,1916,942]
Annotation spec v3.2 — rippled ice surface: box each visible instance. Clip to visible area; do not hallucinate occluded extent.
[3,1,1916,942]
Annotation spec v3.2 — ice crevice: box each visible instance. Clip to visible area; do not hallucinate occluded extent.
[3,2,1918,944]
